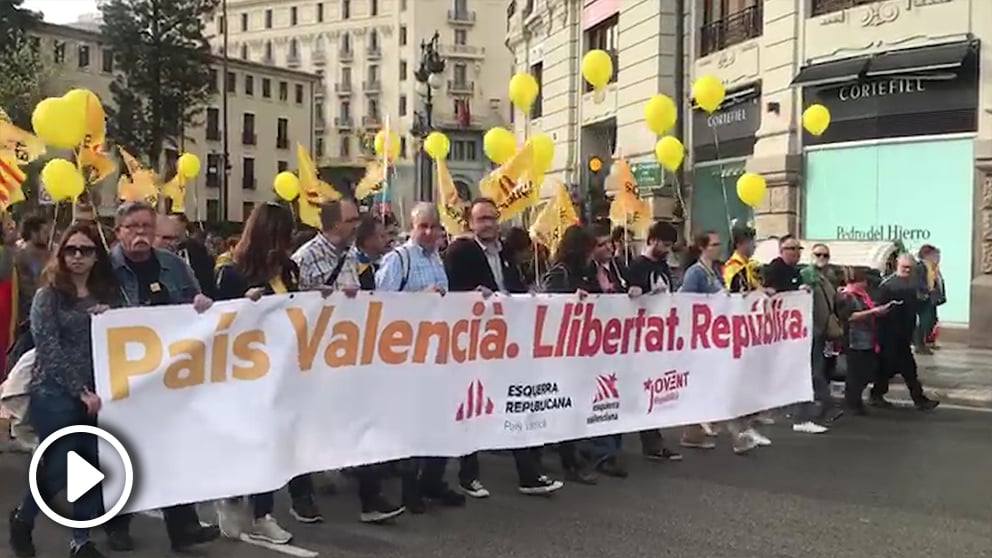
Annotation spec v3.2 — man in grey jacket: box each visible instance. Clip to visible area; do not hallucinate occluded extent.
[103,201,218,552]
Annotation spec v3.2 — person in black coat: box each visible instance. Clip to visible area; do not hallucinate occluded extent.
[169,213,217,299]
[442,199,563,497]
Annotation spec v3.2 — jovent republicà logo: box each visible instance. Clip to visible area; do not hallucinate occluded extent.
[644,370,690,414]
[455,379,495,422]
[587,373,620,425]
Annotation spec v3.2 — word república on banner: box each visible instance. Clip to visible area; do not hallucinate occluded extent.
[102,293,806,402]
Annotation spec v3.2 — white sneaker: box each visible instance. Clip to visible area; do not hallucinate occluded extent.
[215,499,245,539]
[732,433,759,454]
[248,515,293,545]
[459,479,491,498]
[744,427,772,446]
[792,421,829,434]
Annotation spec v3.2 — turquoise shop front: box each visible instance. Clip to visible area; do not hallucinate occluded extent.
[795,40,979,325]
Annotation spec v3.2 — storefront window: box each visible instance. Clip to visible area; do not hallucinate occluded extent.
[804,138,973,324]
[690,162,752,255]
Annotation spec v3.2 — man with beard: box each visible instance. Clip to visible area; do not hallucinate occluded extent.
[104,202,219,552]
[443,198,564,498]
[871,253,940,411]
[625,220,683,461]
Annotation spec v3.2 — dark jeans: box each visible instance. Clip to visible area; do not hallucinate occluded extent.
[873,339,925,403]
[638,429,666,454]
[251,474,313,518]
[557,441,585,472]
[915,301,938,347]
[581,435,621,466]
[18,392,101,545]
[844,349,878,409]
[795,335,832,422]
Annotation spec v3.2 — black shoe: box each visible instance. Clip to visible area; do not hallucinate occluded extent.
[403,496,426,514]
[170,525,219,552]
[360,496,405,523]
[105,529,135,552]
[916,398,940,411]
[423,487,466,507]
[8,509,35,558]
[70,541,105,558]
[596,459,628,479]
[644,447,683,462]
[868,396,894,408]
[518,475,563,495]
[290,497,324,523]
[846,404,869,416]
[564,467,598,485]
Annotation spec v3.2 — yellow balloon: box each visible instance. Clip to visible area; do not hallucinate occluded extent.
[374,130,401,160]
[177,153,201,178]
[423,131,450,160]
[508,72,540,112]
[654,136,684,172]
[802,104,831,137]
[62,88,105,143]
[528,133,554,173]
[736,172,767,207]
[692,75,725,114]
[41,158,85,201]
[484,127,516,165]
[582,49,613,90]
[273,171,300,201]
[644,94,677,135]
[32,97,86,149]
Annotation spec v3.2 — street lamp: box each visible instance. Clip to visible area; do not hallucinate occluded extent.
[410,31,446,202]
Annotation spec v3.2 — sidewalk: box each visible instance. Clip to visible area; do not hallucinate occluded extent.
[883,343,992,409]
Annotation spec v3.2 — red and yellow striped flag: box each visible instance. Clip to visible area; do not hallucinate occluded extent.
[0,156,27,209]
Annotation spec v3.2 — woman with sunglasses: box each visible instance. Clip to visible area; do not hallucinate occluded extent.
[214,202,317,545]
[9,223,121,558]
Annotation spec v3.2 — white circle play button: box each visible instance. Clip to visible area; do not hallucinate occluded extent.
[28,425,134,529]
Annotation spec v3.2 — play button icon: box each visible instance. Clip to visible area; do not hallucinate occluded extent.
[66,451,105,503]
[28,425,134,529]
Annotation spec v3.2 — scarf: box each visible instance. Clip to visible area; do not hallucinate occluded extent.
[723,251,760,291]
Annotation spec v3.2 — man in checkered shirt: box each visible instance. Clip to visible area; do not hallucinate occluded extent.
[291,199,362,292]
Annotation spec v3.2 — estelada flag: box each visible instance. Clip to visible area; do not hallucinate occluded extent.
[0,156,27,209]
[295,143,341,228]
[435,157,468,236]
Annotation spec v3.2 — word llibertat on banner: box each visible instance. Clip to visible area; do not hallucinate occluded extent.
[91,291,813,513]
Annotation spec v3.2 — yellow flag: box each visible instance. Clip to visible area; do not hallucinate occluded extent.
[435,157,468,236]
[295,142,341,227]
[161,174,186,213]
[479,142,538,222]
[0,121,46,165]
[609,191,651,238]
[529,181,577,254]
[116,147,159,204]
[604,156,638,198]
[79,145,116,183]
[354,161,386,200]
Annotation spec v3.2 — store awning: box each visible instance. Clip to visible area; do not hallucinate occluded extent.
[791,56,869,87]
[865,40,973,77]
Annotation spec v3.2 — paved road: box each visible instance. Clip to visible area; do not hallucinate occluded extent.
[1,407,990,558]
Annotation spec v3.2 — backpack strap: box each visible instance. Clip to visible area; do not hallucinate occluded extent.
[396,247,411,292]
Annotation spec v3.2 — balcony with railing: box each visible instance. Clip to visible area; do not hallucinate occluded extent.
[699,4,763,57]
[276,137,289,149]
[335,82,352,95]
[447,9,476,25]
[447,80,474,95]
[334,116,354,129]
[287,52,300,67]
[439,44,485,59]
[312,49,326,65]
[362,115,382,127]
[242,131,257,145]
[366,45,381,60]
[810,0,878,17]
[363,80,381,93]
[339,48,353,62]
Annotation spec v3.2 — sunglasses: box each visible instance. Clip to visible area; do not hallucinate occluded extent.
[63,245,97,258]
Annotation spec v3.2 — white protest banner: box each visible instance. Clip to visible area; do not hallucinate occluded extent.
[92,291,812,512]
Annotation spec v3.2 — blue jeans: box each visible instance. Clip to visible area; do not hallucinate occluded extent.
[18,391,102,545]
[581,435,622,466]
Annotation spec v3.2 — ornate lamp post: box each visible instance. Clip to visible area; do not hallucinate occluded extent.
[410,31,445,202]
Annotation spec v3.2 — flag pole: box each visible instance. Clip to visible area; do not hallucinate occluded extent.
[381,116,390,224]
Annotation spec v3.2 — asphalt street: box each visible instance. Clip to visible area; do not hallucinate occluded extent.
[1,406,990,558]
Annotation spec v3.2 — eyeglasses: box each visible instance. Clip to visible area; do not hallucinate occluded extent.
[813,252,830,259]
[121,222,154,232]
[63,245,97,258]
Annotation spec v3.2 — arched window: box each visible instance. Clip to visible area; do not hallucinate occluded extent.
[369,30,378,49]
[314,34,326,53]
[341,33,351,52]
[240,44,248,59]
[289,38,299,57]
[264,40,273,61]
